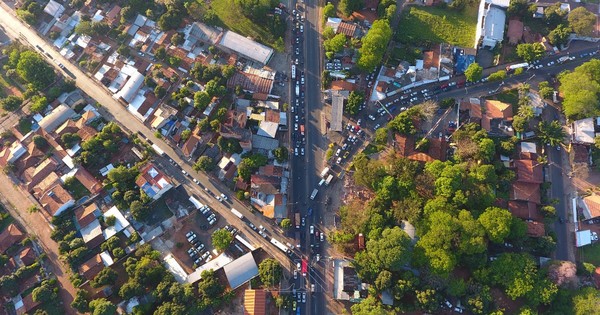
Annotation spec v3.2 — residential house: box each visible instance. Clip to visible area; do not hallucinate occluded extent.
[514,159,543,184]
[220,110,252,151]
[38,104,77,133]
[227,72,274,94]
[475,0,510,49]
[73,167,103,195]
[508,200,542,221]
[136,163,173,200]
[571,118,596,145]
[337,21,358,38]
[78,253,105,281]
[20,157,59,191]
[507,19,524,45]
[394,134,448,162]
[511,181,541,204]
[526,221,545,237]
[15,294,41,315]
[0,224,25,254]
[243,289,267,315]
[482,99,513,133]
[182,134,200,159]
[74,203,102,229]
[250,174,286,219]
[17,247,37,266]
[104,5,121,27]
[0,141,27,167]
[36,184,75,216]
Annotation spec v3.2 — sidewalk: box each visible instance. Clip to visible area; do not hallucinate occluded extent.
[0,173,78,314]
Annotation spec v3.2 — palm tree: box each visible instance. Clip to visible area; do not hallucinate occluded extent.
[538,121,566,147]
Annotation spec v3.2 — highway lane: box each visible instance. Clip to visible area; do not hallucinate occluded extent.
[0,6,299,271]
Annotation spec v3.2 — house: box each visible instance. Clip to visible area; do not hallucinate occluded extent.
[43,0,65,19]
[507,19,524,45]
[0,141,27,167]
[511,182,541,204]
[38,184,75,216]
[475,0,510,49]
[337,21,358,38]
[582,194,600,220]
[227,72,274,94]
[526,221,545,237]
[571,118,596,144]
[78,253,105,281]
[330,80,357,92]
[105,5,121,26]
[182,134,200,158]
[514,159,543,184]
[244,289,266,315]
[0,224,25,254]
[18,247,37,266]
[482,100,513,132]
[136,163,173,200]
[218,31,274,65]
[14,294,41,315]
[75,203,102,229]
[73,167,103,195]
[258,165,283,177]
[21,157,59,191]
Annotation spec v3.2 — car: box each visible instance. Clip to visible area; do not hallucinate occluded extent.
[294,269,298,279]
[300,25,303,32]
[295,148,299,156]
[58,63,65,69]
[186,231,195,238]
[410,97,418,102]
[293,301,297,311]
[301,148,305,156]
[343,151,350,159]
[335,149,341,157]
[311,284,315,292]
[556,145,561,151]
[295,48,299,55]
[336,157,342,164]
[368,114,376,121]
[301,218,306,226]
[374,124,381,130]
[320,233,324,242]
[297,292,302,302]
[559,217,565,223]
[302,292,306,303]
[294,123,298,131]
[342,143,348,150]
[310,225,314,234]
[216,195,222,202]
[181,169,188,176]
[301,76,305,84]
[220,194,228,201]
[316,254,320,262]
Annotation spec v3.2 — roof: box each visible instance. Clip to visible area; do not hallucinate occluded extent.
[394,134,415,157]
[38,184,74,216]
[330,80,356,91]
[573,118,595,144]
[244,289,266,315]
[526,221,545,237]
[15,293,41,315]
[22,157,58,191]
[0,224,25,254]
[482,6,507,43]
[102,206,130,239]
[507,19,524,45]
[80,219,102,244]
[573,144,590,163]
[39,105,76,133]
[182,135,200,157]
[508,200,542,220]
[227,72,273,94]
[189,22,222,45]
[461,98,482,119]
[364,0,379,10]
[521,142,537,154]
[514,159,543,184]
[19,247,37,266]
[257,121,278,138]
[511,182,541,204]
[43,0,65,18]
[75,203,101,228]
[135,163,173,199]
[78,254,104,280]
[484,100,513,119]
[258,165,283,177]
[583,195,600,219]
[219,31,274,64]
[337,21,357,37]
[223,252,259,289]
[74,167,103,194]
[331,93,344,132]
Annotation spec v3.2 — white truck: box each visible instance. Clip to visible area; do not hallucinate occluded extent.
[231,208,244,219]
[320,167,329,178]
[325,174,334,186]
[295,84,300,97]
[310,189,318,200]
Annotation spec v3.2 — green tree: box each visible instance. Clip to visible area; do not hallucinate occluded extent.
[212,229,233,252]
[272,146,289,163]
[548,24,571,47]
[119,280,144,299]
[61,132,81,148]
[32,135,48,150]
[559,59,600,119]
[71,289,90,313]
[0,95,22,111]
[30,95,48,113]
[375,270,393,291]
[130,200,149,221]
[354,227,412,280]
[544,3,568,29]
[573,287,600,315]
[155,46,167,60]
[324,33,347,53]
[350,296,392,315]
[374,127,388,144]
[416,289,440,312]
[478,207,512,243]
[538,120,566,147]
[487,70,507,82]
[258,258,282,287]
[89,298,117,315]
[280,218,292,229]
[16,51,56,90]
[464,62,483,82]
[357,19,392,72]
[568,7,596,36]
[538,81,554,100]
[323,2,336,20]
[339,0,364,16]
[193,156,215,172]
[346,91,364,115]
[32,281,56,303]
[91,267,118,288]
[516,43,546,63]
[171,32,184,46]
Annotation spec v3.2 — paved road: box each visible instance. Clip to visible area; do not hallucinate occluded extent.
[0,6,298,271]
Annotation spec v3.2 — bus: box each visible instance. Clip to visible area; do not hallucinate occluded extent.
[301,259,308,276]
[231,208,244,220]
[151,144,165,156]
[270,238,289,254]
[505,62,529,72]
[320,167,329,178]
[291,65,296,79]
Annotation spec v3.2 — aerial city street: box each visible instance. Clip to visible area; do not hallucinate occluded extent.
[0,0,600,314]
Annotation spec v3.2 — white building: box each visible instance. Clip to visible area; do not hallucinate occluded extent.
[475,0,510,49]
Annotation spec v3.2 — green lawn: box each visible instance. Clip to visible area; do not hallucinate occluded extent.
[494,89,519,113]
[363,143,384,155]
[580,243,600,266]
[64,178,90,200]
[396,6,478,47]
[209,0,279,48]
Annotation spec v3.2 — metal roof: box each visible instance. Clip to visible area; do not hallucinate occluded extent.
[223,252,259,289]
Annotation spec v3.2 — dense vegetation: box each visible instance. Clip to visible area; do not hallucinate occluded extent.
[559,59,600,120]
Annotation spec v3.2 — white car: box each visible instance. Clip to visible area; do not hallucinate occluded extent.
[295,148,299,156]
[336,157,342,164]
[316,254,320,262]
[310,225,314,234]
[335,149,341,157]
[293,269,298,279]
[301,148,305,155]
[374,124,381,130]
[220,193,228,201]
[368,114,376,121]
[320,233,324,242]
[302,292,306,303]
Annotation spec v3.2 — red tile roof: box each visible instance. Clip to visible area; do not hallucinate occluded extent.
[78,254,104,281]
[583,195,600,219]
[511,182,541,204]
[526,221,545,237]
[507,19,524,45]
[244,289,266,315]
[0,224,25,254]
[74,167,103,194]
[508,200,542,220]
[514,159,543,184]
[19,247,37,266]
[484,100,513,119]
[182,135,200,158]
[337,21,357,37]
[227,72,273,94]
[330,80,357,91]
[38,185,74,216]
[258,165,283,177]
[75,203,100,228]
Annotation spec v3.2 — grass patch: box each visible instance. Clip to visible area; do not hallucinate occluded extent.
[580,243,600,266]
[63,177,90,200]
[396,6,478,47]
[209,0,280,48]
[363,144,384,155]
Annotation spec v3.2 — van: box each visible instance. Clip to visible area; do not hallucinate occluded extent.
[318,179,326,186]
[310,189,318,200]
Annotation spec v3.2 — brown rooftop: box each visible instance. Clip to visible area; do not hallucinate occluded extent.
[337,21,357,37]
[511,182,541,204]
[0,224,25,254]
[79,254,104,281]
[526,221,545,237]
[508,200,542,220]
[514,159,543,184]
[507,19,524,45]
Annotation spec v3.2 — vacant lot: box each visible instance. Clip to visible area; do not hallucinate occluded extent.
[209,0,278,48]
[396,6,478,48]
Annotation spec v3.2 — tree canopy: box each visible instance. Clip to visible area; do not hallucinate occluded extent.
[516,43,546,63]
[465,62,483,82]
[559,59,600,119]
[16,51,56,90]
[357,19,392,72]
[346,91,364,115]
[258,258,282,287]
[568,7,596,36]
[212,229,233,252]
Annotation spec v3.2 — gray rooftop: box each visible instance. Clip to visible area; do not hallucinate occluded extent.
[223,251,259,289]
